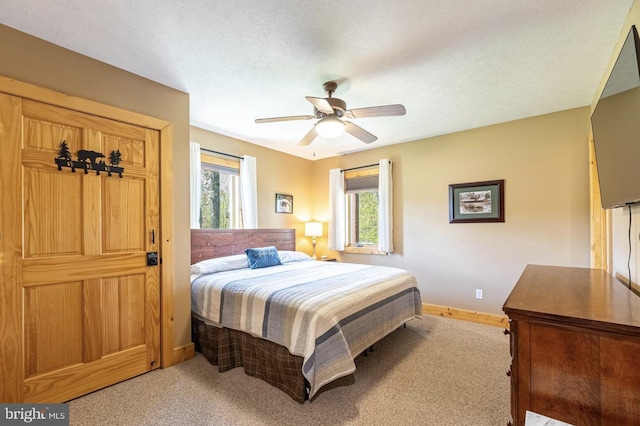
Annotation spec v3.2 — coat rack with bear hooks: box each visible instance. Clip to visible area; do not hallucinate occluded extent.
[55,141,124,177]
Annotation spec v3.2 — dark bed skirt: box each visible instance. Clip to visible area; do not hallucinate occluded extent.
[191,315,307,403]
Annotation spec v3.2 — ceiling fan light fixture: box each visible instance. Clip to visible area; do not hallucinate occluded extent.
[255,80,405,146]
[315,116,345,138]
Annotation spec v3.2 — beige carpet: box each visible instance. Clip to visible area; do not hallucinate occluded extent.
[68,315,511,426]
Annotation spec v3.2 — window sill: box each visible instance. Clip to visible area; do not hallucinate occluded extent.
[343,246,387,255]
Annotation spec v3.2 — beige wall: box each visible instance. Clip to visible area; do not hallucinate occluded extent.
[190,127,314,252]
[311,107,592,314]
[0,24,193,348]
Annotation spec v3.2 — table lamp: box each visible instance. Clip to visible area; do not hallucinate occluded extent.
[304,222,323,259]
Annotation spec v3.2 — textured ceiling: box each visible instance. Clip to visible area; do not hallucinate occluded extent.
[0,1,634,160]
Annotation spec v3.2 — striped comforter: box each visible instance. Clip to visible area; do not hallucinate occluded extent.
[191,260,422,398]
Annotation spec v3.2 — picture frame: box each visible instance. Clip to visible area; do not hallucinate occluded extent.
[449,179,504,223]
[275,193,293,214]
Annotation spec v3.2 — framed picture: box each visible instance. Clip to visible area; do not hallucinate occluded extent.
[275,193,293,214]
[449,180,504,223]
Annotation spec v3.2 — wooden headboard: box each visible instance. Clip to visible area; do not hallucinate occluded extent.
[190,229,296,265]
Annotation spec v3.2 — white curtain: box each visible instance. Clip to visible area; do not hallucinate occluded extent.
[378,159,393,253]
[240,155,258,228]
[328,168,346,251]
[189,141,201,229]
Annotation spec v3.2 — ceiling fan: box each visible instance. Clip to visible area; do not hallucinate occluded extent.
[254,81,406,146]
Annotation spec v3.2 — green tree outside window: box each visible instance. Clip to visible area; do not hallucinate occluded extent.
[355,191,378,244]
[200,169,232,229]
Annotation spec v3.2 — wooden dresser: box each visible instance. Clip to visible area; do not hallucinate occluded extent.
[503,265,640,426]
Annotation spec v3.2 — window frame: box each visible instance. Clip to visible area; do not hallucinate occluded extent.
[343,167,386,255]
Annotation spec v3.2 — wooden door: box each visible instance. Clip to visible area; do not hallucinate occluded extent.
[0,93,160,402]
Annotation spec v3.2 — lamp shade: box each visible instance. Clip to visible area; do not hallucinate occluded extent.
[305,222,323,237]
[315,116,345,138]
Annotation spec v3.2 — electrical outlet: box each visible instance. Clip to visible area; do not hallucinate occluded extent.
[475,289,484,299]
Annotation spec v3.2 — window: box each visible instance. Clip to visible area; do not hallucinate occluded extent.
[200,155,240,229]
[345,168,379,248]
[346,191,378,245]
[328,160,391,254]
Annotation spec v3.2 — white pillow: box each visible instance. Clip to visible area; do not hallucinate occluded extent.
[191,254,249,275]
[278,251,312,263]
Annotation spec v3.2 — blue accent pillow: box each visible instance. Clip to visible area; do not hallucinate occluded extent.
[245,246,282,269]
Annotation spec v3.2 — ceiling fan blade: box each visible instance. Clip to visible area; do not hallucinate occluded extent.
[255,115,315,124]
[297,127,317,146]
[305,96,334,114]
[347,104,406,118]
[344,121,377,144]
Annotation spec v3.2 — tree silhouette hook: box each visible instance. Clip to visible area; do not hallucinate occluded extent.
[55,141,124,177]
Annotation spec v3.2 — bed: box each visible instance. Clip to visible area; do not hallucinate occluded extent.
[190,228,422,402]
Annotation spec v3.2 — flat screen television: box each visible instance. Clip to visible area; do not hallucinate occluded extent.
[591,25,640,209]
